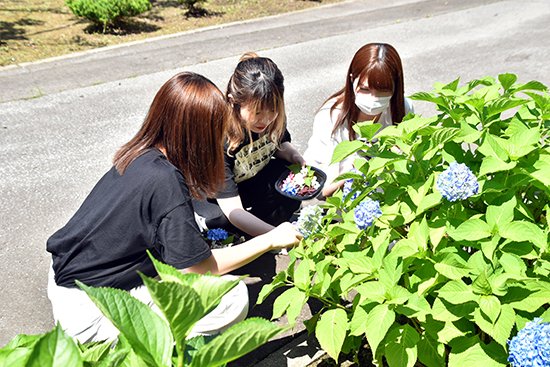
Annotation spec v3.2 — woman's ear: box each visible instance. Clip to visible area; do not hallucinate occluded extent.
[227,93,235,105]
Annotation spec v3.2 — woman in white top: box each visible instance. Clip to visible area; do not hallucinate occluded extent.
[304,43,414,197]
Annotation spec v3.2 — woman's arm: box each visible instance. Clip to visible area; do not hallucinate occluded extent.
[321,179,345,197]
[217,196,275,236]
[274,141,305,165]
[183,222,301,275]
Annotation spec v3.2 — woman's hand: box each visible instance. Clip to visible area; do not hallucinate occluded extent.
[291,152,306,166]
[264,222,303,250]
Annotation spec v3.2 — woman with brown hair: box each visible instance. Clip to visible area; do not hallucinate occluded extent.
[193,52,305,237]
[303,43,414,197]
[46,72,301,343]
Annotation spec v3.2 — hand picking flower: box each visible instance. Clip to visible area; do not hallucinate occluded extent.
[280,165,321,197]
[436,162,479,202]
[354,198,382,230]
[294,204,324,239]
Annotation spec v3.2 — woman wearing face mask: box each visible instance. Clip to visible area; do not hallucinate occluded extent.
[303,43,414,197]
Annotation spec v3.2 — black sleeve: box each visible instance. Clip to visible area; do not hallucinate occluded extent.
[281,128,291,144]
[216,153,239,199]
[155,202,212,270]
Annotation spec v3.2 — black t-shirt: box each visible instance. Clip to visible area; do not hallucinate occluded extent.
[218,129,291,198]
[47,149,212,290]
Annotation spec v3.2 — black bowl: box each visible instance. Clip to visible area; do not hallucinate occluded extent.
[275,165,327,201]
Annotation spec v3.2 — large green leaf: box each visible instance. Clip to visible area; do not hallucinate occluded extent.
[356,281,386,304]
[315,308,349,361]
[294,259,313,291]
[448,218,492,242]
[148,255,240,315]
[502,284,550,312]
[189,318,284,367]
[478,134,509,161]
[349,305,369,336]
[272,287,307,324]
[486,196,516,232]
[77,281,173,367]
[331,140,364,164]
[0,347,32,367]
[423,128,461,160]
[365,304,395,355]
[500,221,547,251]
[353,121,382,141]
[26,324,82,367]
[528,153,550,187]
[485,98,526,119]
[437,280,478,304]
[448,337,506,367]
[0,333,44,367]
[140,275,204,345]
[416,193,442,216]
[385,325,419,367]
[479,295,502,324]
[498,73,517,91]
[473,304,515,347]
[479,156,517,177]
[78,340,113,364]
[417,334,445,367]
[434,253,471,280]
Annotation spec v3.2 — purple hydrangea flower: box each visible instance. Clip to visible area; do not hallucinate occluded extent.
[354,199,382,230]
[508,318,550,367]
[294,205,324,239]
[436,162,479,202]
[206,228,229,241]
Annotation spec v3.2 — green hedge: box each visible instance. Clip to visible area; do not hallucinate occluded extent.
[66,0,152,32]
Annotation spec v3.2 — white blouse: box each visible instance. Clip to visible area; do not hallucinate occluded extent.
[303,97,414,185]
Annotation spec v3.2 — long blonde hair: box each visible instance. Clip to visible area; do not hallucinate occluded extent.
[225,52,286,153]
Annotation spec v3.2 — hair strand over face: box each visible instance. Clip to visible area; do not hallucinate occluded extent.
[225,53,286,153]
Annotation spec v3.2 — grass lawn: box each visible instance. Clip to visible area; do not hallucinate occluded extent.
[0,0,340,67]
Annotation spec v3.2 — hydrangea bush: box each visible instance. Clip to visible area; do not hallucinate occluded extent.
[260,74,550,366]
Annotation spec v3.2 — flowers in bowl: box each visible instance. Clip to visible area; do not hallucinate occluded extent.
[278,165,324,199]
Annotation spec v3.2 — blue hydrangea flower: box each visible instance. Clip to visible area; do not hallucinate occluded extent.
[436,162,479,202]
[508,318,550,367]
[294,205,324,239]
[343,179,361,201]
[206,228,229,241]
[354,199,382,230]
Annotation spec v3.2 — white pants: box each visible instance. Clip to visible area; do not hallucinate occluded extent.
[47,267,249,343]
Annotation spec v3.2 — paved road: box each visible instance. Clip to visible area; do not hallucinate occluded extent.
[1,0,549,347]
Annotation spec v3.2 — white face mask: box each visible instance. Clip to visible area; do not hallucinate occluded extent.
[353,79,392,115]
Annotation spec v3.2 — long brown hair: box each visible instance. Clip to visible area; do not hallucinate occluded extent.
[225,52,286,152]
[113,72,228,199]
[328,43,405,140]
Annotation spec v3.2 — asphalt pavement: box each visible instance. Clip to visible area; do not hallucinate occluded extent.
[1,0,549,363]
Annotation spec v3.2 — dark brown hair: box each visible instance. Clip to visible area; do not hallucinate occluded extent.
[225,52,286,152]
[113,72,228,199]
[328,43,405,140]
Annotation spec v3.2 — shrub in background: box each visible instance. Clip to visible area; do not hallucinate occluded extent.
[66,0,152,32]
[0,254,284,366]
[260,74,549,366]
[177,0,207,17]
